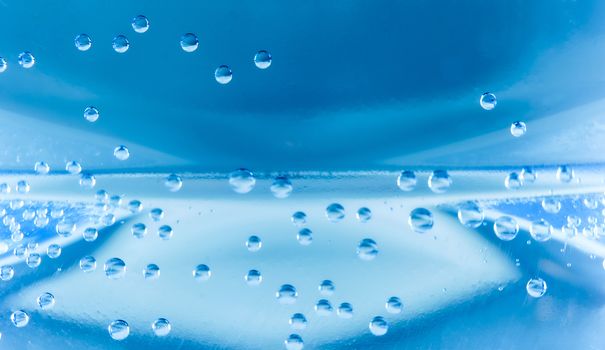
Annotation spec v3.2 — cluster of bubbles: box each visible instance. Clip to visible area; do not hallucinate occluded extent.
[107,317,172,340]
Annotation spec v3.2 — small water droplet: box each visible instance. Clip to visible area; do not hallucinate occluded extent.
[289,313,307,330]
[149,208,164,221]
[47,244,61,258]
[79,173,96,188]
[165,174,183,192]
[1,265,14,281]
[246,235,262,252]
[56,219,76,237]
[457,201,484,228]
[396,170,417,191]
[180,33,199,52]
[112,35,129,53]
[369,316,388,336]
[325,203,345,222]
[104,257,126,279]
[526,278,547,298]
[318,280,335,296]
[143,263,160,280]
[34,161,50,174]
[270,176,293,198]
[284,334,304,350]
[75,33,92,51]
[428,170,451,193]
[520,167,536,183]
[131,223,147,239]
[18,51,35,68]
[229,168,256,194]
[556,165,574,183]
[297,228,313,245]
[158,225,173,240]
[192,264,211,281]
[131,15,150,33]
[314,299,333,316]
[356,207,372,223]
[26,253,42,268]
[37,292,55,310]
[276,284,298,304]
[0,57,7,72]
[16,180,30,194]
[151,318,171,337]
[336,302,354,319]
[385,296,403,314]
[291,211,307,226]
[10,310,29,327]
[530,219,552,242]
[113,145,130,160]
[408,207,433,233]
[479,92,497,110]
[244,269,262,286]
[215,65,233,84]
[541,198,561,214]
[357,238,378,261]
[493,216,519,241]
[79,255,97,272]
[108,319,130,340]
[254,50,272,69]
[82,227,98,242]
[504,172,522,190]
[510,121,526,137]
[66,161,82,174]
[127,199,143,213]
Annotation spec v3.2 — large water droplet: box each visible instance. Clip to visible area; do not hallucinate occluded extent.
[325,203,345,222]
[297,228,313,245]
[493,216,519,241]
[526,278,547,298]
[428,170,451,193]
[530,219,552,242]
[510,121,526,137]
[180,33,199,52]
[385,296,403,314]
[356,238,378,261]
[10,310,29,327]
[245,269,262,286]
[158,225,173,240]
[152,318,171,337]
[246,235,262,252]
[131,223,147,239]
[479,92,497,110]
[83,106,99,122]
[34,161,50,174]
[149,208,164,221]
[396,170,417,191]
[291,211,307,226]
[104,257,126,279]
[132,15,150,33]
[83,227,98,242]
[284,334,304,350]
[270,176,293,198]
[556,165,574,183]
[229,168,256,194]
[337,302,354,319]
[113,145,130,160]
[193,264,211,281]
[75,34,92,51]
[314,299,333,316]
[37,292,55,310]
[18,51,35,68]
[356,207,372,223]
[66,160,82,174]
[215,65,233,84]
[369,316,388,336]
[165,174,183,192]
[127,199,143,213]
[143,263,160,280]
[79,255,97,273]
[254,50,272,69]
[108,320,130,340]
[276,284,298,304]
[457,201,484,228]
[112,35,129,53]
[289,313,307,330]
[408,207,433,233]
[318,280,335,296]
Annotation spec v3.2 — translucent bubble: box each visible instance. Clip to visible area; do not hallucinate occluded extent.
[270,176,293,198]
[526,278,547,298]
[18,51,35,68]
[326,203,345,222]
[541,198,561,214]
[510,121,526,137]
[112,35,129,53]
[143,263,160,280]
[561,224,577,239]
[245,269,262,286]
[79,255,97,272]
[10,310,29,327]
[47,244,61,258]
[385,296,403,314]
[56,220,76,237]
[297,228,313,245]
[193,264,211,281]
[229,168,256,194]
[457,201,484,228]
[246,235,262,252]
[504,172,522,190]
[16,180,30,194]
[113,145,130,160]
[95,189,109,202]
[108,320,130,340]
[79,173,96,188]
[158,225,173,240]
[567,215,581,227]
[428,170,451,193]
[101,213,115,226]
[131,15,150,33]
[0,57,7,72]
[289,313,307,330]
[149,208,164,221]
[337,302,354,319]
[291,211,307,226]
[479,92,497,110]
[396,170,417,191]
[83,106,99,122]
[408,207,433,233]
[66,160,82,174]
[13,245,26,258]
[254,50,272,69]
[1,265,14,281]
[83,227,98,242]
[520,167,536,183]
[108,195,122,208]
[104,257,126,279]
[356,207,372,223]
[75,34,92,51]
[152,318,171,337]
[530,219,552,242]
[584,197,599,210]
[22,209,35,221]
[180,33,199,52]
[11,231,23,242]
[315,299,333,316]
[284,334,304,350]
[357,238,378,261]
[37,292,55,310]
[493,216,519,241]
[127,199,143,213]
[26,253,42,268]
[276,284,298,304]
[318,280,335,296]
[556,165,574,183]
[10,200,24,210]
[50,208,64,219]
[35,161,50,174]
[215,65,233,84]
[0,183,10,194]
[165,174,183,192]
[369,316,388,336]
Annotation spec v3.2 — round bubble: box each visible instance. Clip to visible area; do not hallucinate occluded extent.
[158,225,173,240]
[37,292,55,310]
[337,302,354,319]
[229,168,256,194]
[428,170,451,193]
[47,244,61,258]
[113,145,129,160]
[386,296,403,314]
[79,255,97,272]
[144,263,160,280]
[479,92,497,110]
[132,15,150,33]
[254,50,272,69]
[297,228,313,245]
[541,198,561,214]
[104,257,126,279]
[10,310,29,327]
[397,170,417,191]
[276,284,298,304]
[510,121,526,137]
[289,313,307,330]
[75,34,92,51]
[84,106,99,122]
[83,227,98,242]
[108,319,130,340]
[357,238,378,261]
[457,201,484,228]
[152,318,171,337]
[112,35,129,53]
[408,207,433,233]
[270,176,293,198]
[193,264,211,281]
[493,216,519,241]
[245,269,262,286]
[326,203,345,222]
[356,207,372,223]
[149,208,164,221]
[0,265,14,281]
[215,65,233,84]
[526,278,547,298]
[180,33,199,52]
[369,316,388,336]
[18,51,35,68]
[530,219,552,242]
[246,235,262,252]
[284,334,304,350]
[314,299,333,316]
[165,174,183,192]
[318,280,335,296]
[291,211,307,226]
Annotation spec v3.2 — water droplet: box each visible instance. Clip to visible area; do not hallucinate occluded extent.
[244,269,262,286]
[567,215,581,227]
[314,299,333,316]
[291,211,307,226]
[493,216,519,241]
[584,197,599,210]
[37,292,55,310]
[428,170,451,193]
[325,203,345,222]
[408,207,433,233]
[0,183,10,194]
[526,278,547,298]
[75,33,92,51]
[337,302,354,319]
[479,92,497,110]
[34,161,50,174]
[254,50,272,69]
[369,316,388,336]
[131,15,150,33]
[229,168,256,194]
[83,106,99,122]
[0,57,7,72]
[356,207,372,223]
[165,174,182,192]
[113,145,130,160]
[149,208,164,221]
[180,33,199,52]
[530,219,553,242]
[457,201,484,228]
[112,35,129,53]
[192,264,211,281]
[79,173,96,188]
[109,195,122,208]
[318,280,335,296]
[26,253,42,268]
[16,180,30,194]
[520,167,536,183]
[47,244,61,258]
[1,265,14,281]
[79,255,97,272]
[504,172,522,190]
[56,219,76,237]
[556,165,574,183]
[356,238,378,261]
[143,263,160,280]
[13,244,26,259]
[276,284,298,304]
[215,65,233,84]
[108,320,130,340]
[385,296,403,314]
[83,227,98,242]
[270,176,293,198]
[289,313,307,330]
[297,228,313,245]
[151,318,171,337]
[541,198,561,214]
[104,257,126,279]
[396,170,417,191]
[127,199,143,213]
[18,51,35,68]
[66,161,82,174]
[562,224,577,239]
[284,334,304,350]
[158,225,173,240]
[10,310,29,327]
[510,121,526,137]
[246,235,262,252]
